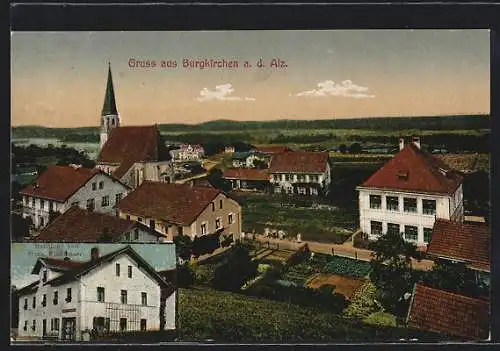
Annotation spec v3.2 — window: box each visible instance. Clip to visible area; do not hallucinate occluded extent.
[128,265,132,278]
[121,290,127,304]
[32,296,36,308]
[201,223,207,235]
[404,198,417,213]
[116,263,120,276]
[99,181,104,190]
[92,182,97,191]
[97,287,105,302]
[23,298,28,310]
[215,218,222,230]
[387,223,400,236]
[41,199,45,209]
[140,319,147,331]
[126,215,131,220]
[424,228,433,243]
[42,294,47,307]
[120,318,127,331]
[404,225,418,241]
[386,196,399,211]
[31,198,35,207]
[101,196,109,207]
[50,201,56,212]
[141,292,147,306]
[228,214,234,225]
[32,320,36,331]
[285,174,291,181]
[422,199,436,215]
[115,193,122,203]
[219,199,223,209]
[370,221,383,236]
[51,318,59,331]
[23,321,27,331]
[369,195,381,209]
[124,232,130,241]
[138,217,143,223]
[42,270,47,282]
[66,288,72,302]
[40,217,45,227]
[149,219,155,229]
[298,187,306,195]
[71,201,79,207]
[134,228,139,240]
[211,202,215,212]
[53,291,58,305]
[86,198,95,211]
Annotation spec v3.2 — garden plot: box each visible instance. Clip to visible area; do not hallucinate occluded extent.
[307,274,366,300]
[251,247,296,264]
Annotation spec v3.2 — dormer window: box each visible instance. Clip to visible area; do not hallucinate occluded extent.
[397,170,409,180]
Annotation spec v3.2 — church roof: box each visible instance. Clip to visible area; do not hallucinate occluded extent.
[101,63,118,116]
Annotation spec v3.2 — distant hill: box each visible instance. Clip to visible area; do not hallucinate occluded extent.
[12,115,490,139]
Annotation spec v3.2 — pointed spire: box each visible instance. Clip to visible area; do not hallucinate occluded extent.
[101,62,118,116]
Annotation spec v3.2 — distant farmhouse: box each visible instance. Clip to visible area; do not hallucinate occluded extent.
[32,206,167,243]
[169,144,205,162]
[223,168,270,191]
[357,137,464,248]
[16,246,176,341]
[95,64,174,189]
[231,151,266,168]
[116,181,242,242]
[19,165,130,230]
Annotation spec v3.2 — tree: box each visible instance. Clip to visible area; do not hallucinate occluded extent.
[369,231,422,316]
[253,159,267,169]
[348,143,363,154]
[174,235,194,262]
[338,144,348,153]
[211,243,258,292]
[206,168,231,192]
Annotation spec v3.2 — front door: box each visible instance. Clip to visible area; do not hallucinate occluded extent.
[61,318,76,341]
[42,319,47,337]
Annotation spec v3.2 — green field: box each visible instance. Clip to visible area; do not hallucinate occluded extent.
[178,287,446,342]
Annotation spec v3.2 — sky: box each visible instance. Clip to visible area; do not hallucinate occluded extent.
[11,243,176,288]
[11,30,490,128]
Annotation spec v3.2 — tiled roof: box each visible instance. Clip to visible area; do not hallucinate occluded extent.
[36,258,86,272]
[20,165,101,202]
[427,219,490,272]
[407,284,490,340]
[34,206,142,242]
[223,168,270,181]
[254,146,292,154]
[268,152,329,173]
[116,181,224,225]
[97,125,170,178]
[360,143,463,195]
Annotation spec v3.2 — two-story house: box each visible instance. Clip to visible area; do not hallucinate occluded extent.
[356,137,464,248]
[19,165,130,230]
[268,152,331,196]
[16,246,175,341]
[115,181,242,242]
[169,144,205,162]
[33,206,168,243]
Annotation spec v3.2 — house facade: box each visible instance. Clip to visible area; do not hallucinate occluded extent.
[16,246,175,341]
[169,144,205,162]
[19,165,130,230]
[268,152,331,196]
[356,137,464,247]
[116,181,242,242]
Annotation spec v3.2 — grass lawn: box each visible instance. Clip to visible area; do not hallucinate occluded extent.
[177,286,446,342]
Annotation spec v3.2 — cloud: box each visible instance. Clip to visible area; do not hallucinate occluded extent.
[196,83,256,102]
[295,80,375,99]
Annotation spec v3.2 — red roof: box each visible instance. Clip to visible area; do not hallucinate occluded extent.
[97,125,168,178]
[254,146,292,154]
[116,181,225,225]
[223,168,270,181]
[360,143,463,195]
[407,284,490,340]
[20,165,101,202]
[427,219,490,272]
[35,206,149,242]
[268,152,329,173]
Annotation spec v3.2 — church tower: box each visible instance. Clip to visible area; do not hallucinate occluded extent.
[100,62,120,149]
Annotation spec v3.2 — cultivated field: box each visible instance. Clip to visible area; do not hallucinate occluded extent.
[307,273,366,300]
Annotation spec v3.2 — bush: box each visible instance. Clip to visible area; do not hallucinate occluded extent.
[177,264,195,288]
[193,264,217,285]
[211,244,258,292]
[363,312,397,327]
[344,282,383,320]
[192,233,220,257]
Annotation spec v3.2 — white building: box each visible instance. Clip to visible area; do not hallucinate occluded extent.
[16,246,176,341]
[356,137,464,248]
[95,64,174,189]
[268,152,331,196]
[33,206,167,243]
[169,144,205,162]
[19,165,130,230]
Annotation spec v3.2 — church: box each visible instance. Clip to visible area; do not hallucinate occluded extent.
[95,64,174,189]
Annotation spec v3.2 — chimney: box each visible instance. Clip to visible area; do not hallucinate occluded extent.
[399,138,405,151]
[91,247,100,261]
[412,136,421,149]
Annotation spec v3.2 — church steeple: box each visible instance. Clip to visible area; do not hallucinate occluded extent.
[100,62,120,150]
[101,62,118,116]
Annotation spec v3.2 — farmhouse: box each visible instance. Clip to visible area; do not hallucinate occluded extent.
[116,181,242,242]
[230,151,267,168]
[16,246,176,341]
[268,151,331,196]
[406,284,490,340]
[19,165,130,230]
[427,219,490,288]
[223,168,270,191]
[356,137,464,247]
[169,144,205,162]
[33,206,167,243]
[95,64,174,188]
